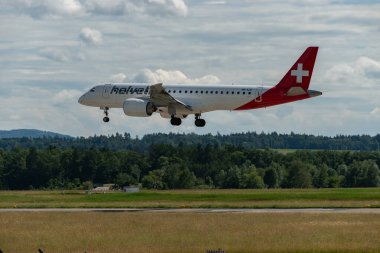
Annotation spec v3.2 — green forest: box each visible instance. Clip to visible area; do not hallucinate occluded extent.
[1,132,380,190]
[1,131,380,151]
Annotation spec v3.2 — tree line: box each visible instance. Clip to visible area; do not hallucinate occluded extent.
[1,132,380,151]
[0,144,379,190]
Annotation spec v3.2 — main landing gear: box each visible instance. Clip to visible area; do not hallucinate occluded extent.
[170,116,182,126]
[103,107,110,123]
[170,114,206,127]
[195,114,206,127]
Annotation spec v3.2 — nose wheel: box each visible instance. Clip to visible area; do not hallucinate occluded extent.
[195,114,206,127]
[103,107,110,123]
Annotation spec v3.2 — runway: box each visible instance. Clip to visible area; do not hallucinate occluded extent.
[1,208,380,213]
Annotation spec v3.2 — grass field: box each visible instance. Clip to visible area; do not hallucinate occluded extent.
[0,212,380,253]
[1,188,380,208]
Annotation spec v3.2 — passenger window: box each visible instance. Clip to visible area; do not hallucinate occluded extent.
[179,90,182,93]
[215,91,218,94]
[237,92,240,95]
[220,91,223,94]
[196,91,198,93]
[243,92,245,95]
[185,90,188,93]
[210,91,213,94]
[226,91,229,94]
[201,91,204,94]
[173,90,176,93]
[248,92,251,95]
[232,91,234,94]
[206,91,208,94]
[190,90,193,93]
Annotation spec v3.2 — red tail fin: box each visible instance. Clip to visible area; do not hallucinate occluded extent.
[276,47,318,91]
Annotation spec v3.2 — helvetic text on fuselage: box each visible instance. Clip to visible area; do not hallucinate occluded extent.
[111,86,150,95]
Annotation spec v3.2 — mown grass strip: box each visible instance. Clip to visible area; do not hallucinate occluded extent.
[1,188,380,208]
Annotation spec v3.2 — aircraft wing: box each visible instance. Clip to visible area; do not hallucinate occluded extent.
[149,83,192,113]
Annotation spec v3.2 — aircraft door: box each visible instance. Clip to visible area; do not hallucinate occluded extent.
[254,87,263,102]
[102,85,111,98]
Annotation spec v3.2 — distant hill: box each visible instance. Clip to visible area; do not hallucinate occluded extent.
[0,129,72,139]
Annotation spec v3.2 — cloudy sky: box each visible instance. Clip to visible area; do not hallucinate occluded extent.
[0,0,379,137]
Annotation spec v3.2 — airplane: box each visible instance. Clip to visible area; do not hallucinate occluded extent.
[78,47,321,127]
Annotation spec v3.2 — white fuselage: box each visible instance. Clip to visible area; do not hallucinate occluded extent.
[79,83,269,117]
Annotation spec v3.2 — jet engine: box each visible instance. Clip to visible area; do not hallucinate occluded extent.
[123,98,156,117]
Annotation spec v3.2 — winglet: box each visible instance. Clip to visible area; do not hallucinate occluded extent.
[276,47,318,91]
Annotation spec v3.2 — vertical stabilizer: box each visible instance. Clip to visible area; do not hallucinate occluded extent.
[276,47,318,91]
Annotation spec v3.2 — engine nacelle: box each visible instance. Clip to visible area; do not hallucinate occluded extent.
[123,98,156,117]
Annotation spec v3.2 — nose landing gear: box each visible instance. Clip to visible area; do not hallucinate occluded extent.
[103,107,110,122]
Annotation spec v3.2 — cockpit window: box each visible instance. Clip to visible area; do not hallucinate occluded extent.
[90,87,95,92]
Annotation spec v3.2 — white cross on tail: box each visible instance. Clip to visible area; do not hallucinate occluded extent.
[291,63,309,83]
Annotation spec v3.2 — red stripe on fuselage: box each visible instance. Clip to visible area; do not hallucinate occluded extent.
[234,87,310,110]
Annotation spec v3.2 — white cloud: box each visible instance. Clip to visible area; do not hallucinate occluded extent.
[132,69,220,84]
[0,0,85,18]
[325,57,380,85]
[79,27,103,45]
[110,73,127,82]
[356,57,380,79]
[203,1,227,5]
[0,0,188,18]
[370,107,380,117]
[38,47,85,62]
[53,89,82,104]
[82,0,127,15]
[45,0,83,16]
[85,0,189,17]
[148,0,188,17]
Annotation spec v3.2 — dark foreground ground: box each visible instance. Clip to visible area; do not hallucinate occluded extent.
[1,211,379,253]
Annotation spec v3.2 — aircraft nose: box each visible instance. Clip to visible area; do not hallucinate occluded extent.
[78,94,85,105]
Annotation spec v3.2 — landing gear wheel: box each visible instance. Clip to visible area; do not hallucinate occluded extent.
[195,119,206,127]
[170,117,182,126]
[103,107,110,123]
[194,114,206,127]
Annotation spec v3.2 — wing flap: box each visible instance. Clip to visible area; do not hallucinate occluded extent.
[150,83,192,113]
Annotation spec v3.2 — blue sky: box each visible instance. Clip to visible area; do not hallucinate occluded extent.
[0,0,379,137]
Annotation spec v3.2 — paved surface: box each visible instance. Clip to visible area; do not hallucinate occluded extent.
[1,208,380,213]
